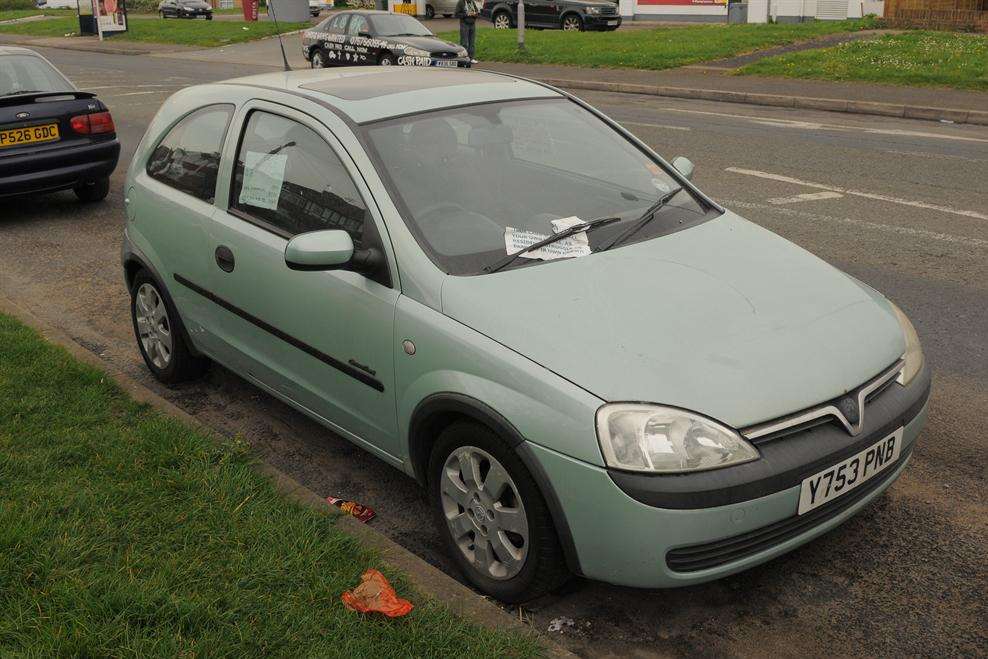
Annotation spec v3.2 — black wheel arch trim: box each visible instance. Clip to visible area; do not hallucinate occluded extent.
[409,392,584,576]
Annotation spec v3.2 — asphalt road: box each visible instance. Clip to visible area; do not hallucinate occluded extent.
[1,48,986,658]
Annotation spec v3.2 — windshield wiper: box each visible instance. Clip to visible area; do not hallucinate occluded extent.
[483,216,620,274]
[598,186,683,252]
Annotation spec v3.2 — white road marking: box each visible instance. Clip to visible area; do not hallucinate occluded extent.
[884,149,988,164]
[103,91,161,98]
[82,84,182,91]
[768,191,844,205]
[658,107,988,144]
[726,167,988,221]
[621,121,692,132]
[724,199,988,249]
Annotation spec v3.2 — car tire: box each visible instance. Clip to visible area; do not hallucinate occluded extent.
[311,49,327,68]
[73,176,109,202]
[428,420,570,603]
[378,53,395,65]
[561,13,583,30]
[425,3,434,18]
[492,10,511,28]
[160,10,166,18]
[443,13,452,17]
[130,270,209,385]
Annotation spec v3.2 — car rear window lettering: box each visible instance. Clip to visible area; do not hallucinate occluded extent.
[229,111,368,247]
[146,104,234,203]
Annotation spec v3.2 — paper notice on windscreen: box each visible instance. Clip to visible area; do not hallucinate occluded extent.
[238,151,287,211]
[504,217,591,261]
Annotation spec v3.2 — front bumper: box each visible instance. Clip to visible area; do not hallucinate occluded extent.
[527,364,930,588]
[0,138,119,197]
[397,54,472,68]
[584,14,621,29]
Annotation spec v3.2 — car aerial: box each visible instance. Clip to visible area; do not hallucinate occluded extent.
[122,67,929,603]
[158,0,213,19]
[482,0,621,31]
[0,46,119,202]
[302,10,469,68]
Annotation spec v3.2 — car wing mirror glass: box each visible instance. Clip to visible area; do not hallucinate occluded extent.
[672,156,694,181]
[285,230,354,271]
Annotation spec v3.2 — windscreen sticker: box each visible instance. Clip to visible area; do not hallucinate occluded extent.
[238,151,287,211]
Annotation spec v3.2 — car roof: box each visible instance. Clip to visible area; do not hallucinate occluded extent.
[221,67,562,124]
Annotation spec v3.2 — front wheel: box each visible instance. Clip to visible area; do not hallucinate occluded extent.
[425,3,434,18]
[378,53,394,65]
[429,421,569,603]
[561,14,583,30]
[492,10,511,28]
[159,10,166,18]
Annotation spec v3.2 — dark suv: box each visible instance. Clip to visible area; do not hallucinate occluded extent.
[481,0,621,31]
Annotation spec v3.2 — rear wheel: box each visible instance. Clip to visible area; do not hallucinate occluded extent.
[493,10,511,28]
[311,49,327,68]
[429,421,569,603]
[425,3,435,18]
[561,13,583,30]
[73,176,109,203]
[130,270,209,384]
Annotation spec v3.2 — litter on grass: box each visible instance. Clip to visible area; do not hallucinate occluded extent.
[327,496,376,523]
[341,569,414,618]
[548,616,575,633]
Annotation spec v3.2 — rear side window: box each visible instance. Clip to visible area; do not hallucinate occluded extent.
[146,104,234,203]
[229,111,368,247]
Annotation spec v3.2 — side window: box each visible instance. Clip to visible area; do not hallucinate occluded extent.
[146,104,233,203]
[329,14,348,31]
[230,111,368,247]
[347,15,367,35]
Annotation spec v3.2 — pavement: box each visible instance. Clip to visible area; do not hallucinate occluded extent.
[0,46,985,658]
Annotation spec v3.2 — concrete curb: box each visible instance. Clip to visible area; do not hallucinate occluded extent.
[0,292,575,659]
[537,77,988,126]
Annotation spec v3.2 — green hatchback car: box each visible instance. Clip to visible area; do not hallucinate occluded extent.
[122,68,930,602]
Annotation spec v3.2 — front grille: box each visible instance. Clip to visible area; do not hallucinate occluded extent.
[599,6,617,14]
[665,445,911,573]
[431,51,458,58]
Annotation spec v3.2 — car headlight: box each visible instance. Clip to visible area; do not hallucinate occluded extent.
[403,47,430,58]
[890,302,923,386]
[584,6,601,13]
[596,404,759,473]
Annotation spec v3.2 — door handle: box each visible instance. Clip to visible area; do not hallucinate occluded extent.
[215,245,235,273]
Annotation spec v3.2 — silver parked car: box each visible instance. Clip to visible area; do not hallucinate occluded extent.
[122,68,929,602]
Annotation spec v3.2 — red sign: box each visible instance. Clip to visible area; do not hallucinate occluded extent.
[242,0,259,21]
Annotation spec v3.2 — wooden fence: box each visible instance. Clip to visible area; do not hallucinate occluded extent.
[885,0,988,30]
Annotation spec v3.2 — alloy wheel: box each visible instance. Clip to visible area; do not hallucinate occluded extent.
[440,446,529,580]
[312,51,324,68]
[493,13,510,28]
[135,283,173,370]
[562,15,581,30]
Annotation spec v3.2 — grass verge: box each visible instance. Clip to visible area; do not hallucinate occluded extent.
[0,8,73,21]
[0,312,540,657]
[737,31,988,91]
[438,18,880,70]
[0,16,307,47]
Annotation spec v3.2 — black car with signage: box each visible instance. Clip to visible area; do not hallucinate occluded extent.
[302,10,470,69]
[481,0,621,30]
[158,0,213,19]
[0,47,119,201]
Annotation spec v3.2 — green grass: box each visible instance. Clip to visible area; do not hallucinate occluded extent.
[738,30,988,91]
[0,16,307,47]
[438,18,880,70]
[0,313,541,657]
[0,8,73,20]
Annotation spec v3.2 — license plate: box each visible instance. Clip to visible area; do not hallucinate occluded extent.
[432,60,458,68]
[797,428,902,515]
[607,19,618,24]
[0,123,60,149]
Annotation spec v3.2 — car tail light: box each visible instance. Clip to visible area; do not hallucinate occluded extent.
[70,111,115,135]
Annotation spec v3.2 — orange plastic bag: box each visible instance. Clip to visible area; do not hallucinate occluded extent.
[341,569,414,618]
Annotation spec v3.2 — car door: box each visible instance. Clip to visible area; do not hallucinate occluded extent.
[135,103,235,356]
[524,0,557,25]
[205,101,401,463]
[344,14,371,65]
[321,12,349,65]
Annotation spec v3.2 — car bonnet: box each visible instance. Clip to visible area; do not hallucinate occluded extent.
[439,212,905,429]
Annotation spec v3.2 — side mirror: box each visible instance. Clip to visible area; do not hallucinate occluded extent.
[285,230,354,271]
[672,156,694,181]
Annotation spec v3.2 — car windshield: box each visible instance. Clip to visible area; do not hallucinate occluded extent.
[0,54,74,97]
[363,99,715,275]
[368,14,432,36]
